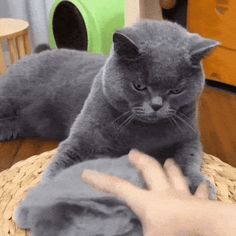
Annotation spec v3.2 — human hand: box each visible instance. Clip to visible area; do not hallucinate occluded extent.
[82,150,210,236]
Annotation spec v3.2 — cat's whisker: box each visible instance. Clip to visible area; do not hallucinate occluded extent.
[168,117,174,127]
[133,108,145,113]
[122,115,135,127]
[133,111,145,116]
[117,114,134,130]
[177,111,193,122]
[169,117,183,134]
[112,111,131,124]
[174,114,197,133]
[123,116,135,128]
[168,109,177,114]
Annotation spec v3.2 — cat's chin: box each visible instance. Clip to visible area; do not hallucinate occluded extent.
[134,115,160,124]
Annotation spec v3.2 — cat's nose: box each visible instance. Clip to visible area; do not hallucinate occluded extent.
[151,96,163,111]
[151,104,162,111]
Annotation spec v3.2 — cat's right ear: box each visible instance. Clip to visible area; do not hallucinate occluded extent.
[113,32,140,60]
[189,33,220,65]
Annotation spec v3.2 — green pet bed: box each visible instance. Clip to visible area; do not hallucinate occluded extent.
[49,0,125,54]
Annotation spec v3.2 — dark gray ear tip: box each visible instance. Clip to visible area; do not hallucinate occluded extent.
[113,31,131,43]
[113,31,122,43]
[113,31,135,45]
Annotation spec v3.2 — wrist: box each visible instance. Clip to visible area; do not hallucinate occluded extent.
[176,199,236,236]
[168,198,214,236]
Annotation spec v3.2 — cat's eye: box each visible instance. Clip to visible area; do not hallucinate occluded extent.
[169,88,183,94]
[132,82,147,91]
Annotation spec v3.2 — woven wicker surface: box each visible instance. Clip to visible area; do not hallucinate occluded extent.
[0,149,236,236]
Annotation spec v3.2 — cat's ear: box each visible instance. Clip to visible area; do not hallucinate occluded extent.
[189,34,220,65]
[113,31,140,59]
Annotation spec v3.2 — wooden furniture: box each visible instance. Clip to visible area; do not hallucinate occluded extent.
[0,18,32,75]
[125,0,176,26]
[188,0,236,87]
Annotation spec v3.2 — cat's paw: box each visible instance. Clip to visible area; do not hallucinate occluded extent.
[40,168,57,185]
[40,163,65,184]
[188,174,217,200]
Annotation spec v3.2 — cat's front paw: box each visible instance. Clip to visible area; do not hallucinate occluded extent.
[40,170,54,184]
[40,166,60,184]
[188,174,217,200]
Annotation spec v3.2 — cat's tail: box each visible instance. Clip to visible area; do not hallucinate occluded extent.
[34,44,51,53]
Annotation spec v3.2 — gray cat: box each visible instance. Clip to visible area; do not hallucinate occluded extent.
[0,21,218,196]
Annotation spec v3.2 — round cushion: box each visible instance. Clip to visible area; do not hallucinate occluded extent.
[0,150,235,235]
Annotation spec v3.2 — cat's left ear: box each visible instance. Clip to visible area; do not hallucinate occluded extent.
[113,31,140,60]
[189,34,220,65]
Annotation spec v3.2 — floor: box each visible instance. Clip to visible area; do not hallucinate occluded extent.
[0,84,235,172]
[0,138,58,172]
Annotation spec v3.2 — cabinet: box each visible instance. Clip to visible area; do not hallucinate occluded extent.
[188,0,236,86]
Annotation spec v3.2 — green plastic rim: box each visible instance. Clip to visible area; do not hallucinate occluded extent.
[49,0,125,54]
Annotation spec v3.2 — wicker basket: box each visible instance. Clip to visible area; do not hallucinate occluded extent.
[0,149,235,236]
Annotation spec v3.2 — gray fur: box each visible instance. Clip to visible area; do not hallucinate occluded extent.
[15,155,143,236]
[0,49,106,140]
[0,20,218,196]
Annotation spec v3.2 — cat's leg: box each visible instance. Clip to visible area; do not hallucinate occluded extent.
[0,98,21,141]
[42,134,94,183]
[173,140,216,200]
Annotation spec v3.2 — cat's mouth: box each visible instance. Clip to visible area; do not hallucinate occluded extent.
[132,108,176,124]
[132,111,169,123]
[132,113,158,123]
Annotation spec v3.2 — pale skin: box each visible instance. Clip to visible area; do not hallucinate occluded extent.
[82,150,236,236]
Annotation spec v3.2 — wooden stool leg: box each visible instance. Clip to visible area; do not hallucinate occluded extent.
[139,0,163,20]
[8,38,18,64]
[16,35,26,59]
[0,42,7,75]
[23,32,32,55]
[125,0,163,26]
[125,0,141,27]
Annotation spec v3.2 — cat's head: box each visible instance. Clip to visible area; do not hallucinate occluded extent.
[102,20,219,123]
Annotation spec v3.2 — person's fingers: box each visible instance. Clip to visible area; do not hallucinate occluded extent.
[81,169,147,216]
[164,159,190,194]
[129,150,169,191]
[194,182,209,199]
